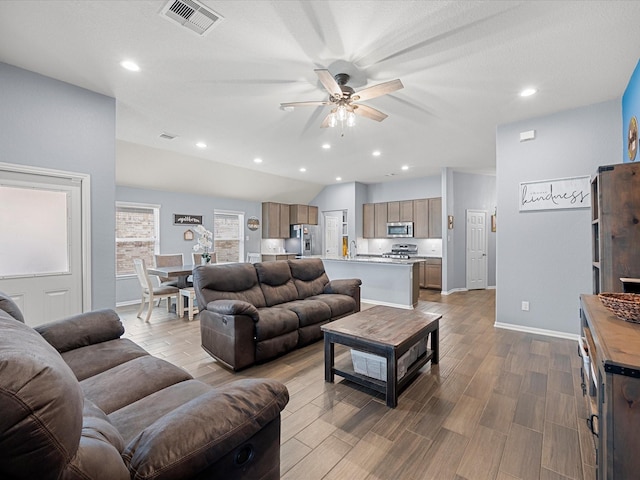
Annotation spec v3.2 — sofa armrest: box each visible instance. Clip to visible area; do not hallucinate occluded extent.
[205,299,260,322]
[35,309,124,353]
[123,378,289,480]
[324,278,362,298]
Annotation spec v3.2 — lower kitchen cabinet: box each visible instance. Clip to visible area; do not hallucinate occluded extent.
[580,294,640,479]
[419,258,442,290]
[261,254,297,262]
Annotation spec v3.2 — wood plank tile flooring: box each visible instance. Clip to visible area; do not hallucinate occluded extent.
[116,289,594,480]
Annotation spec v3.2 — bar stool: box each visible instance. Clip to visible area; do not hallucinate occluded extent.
[178,287,198,321]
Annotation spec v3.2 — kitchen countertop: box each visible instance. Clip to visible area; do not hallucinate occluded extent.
[322,256,426,265]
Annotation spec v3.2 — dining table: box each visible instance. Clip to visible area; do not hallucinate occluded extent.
[147,264,197,288]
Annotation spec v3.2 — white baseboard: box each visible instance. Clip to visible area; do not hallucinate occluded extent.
[116,300,140,308]
[441,288,468,296]
[494,322,579,341]
[361,298,415,310]
[487,285,496,290]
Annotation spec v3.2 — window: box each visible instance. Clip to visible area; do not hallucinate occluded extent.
[214,211,244,263]
[115,202,159,276]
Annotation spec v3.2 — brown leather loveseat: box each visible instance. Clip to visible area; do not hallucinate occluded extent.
[0,292,289,480]
[193,258,362,371]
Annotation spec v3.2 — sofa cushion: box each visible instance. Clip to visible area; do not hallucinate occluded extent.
[62,338,149,381]
[80,356,192,414]
[288,258,330,299]
[0,291,24,323]
[309,293,357,318]
[279,299,332,327]
[109,380,213,444]
[0,313,83,480]
[193,263,267,308]
[255,261,298,306]
[255,307,299,341]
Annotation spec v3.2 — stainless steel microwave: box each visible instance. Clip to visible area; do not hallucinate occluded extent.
[386,222,414,238]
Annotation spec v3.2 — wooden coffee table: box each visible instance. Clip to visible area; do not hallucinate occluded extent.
[321,305,440,408]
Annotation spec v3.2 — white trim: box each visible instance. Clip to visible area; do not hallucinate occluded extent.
[441,287,468,296]
[116,299,141,307]
[361,298,415,310]
[494,321,580,341]
[0,162,92,311]
[487,285,497,290]
[116,201,161,210]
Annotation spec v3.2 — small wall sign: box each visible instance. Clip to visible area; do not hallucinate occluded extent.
[174,214,202,225]
[183,229,194,241]
[247,216,260,231]
[519,175,591,211]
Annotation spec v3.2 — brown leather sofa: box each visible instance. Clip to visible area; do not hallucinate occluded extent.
[0,292,289,480]
[193,258,362,371]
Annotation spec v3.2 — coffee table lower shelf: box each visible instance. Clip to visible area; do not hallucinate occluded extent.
[331,350,435,403]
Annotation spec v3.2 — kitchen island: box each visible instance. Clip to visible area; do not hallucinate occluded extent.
[322,257,421,309]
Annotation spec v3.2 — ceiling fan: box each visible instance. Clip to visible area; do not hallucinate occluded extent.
[281,69,403,128]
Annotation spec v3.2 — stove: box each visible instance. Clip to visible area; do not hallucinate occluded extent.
[382,243,418,259]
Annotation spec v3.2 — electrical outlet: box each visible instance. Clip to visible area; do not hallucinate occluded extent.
[521,301,530,311]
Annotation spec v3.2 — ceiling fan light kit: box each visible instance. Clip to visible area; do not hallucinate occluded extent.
[281,68,403,134]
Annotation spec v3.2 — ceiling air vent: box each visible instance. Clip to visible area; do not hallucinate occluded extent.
[159,132,178,140]
[160,0,223,36]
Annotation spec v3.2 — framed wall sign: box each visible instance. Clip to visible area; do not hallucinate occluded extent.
[183,229,194,241]
[174,214,202,225]
[519,175,591,211]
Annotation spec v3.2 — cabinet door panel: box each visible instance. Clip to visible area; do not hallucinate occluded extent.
[428,197,442,239]
[308,206,318,225]
[374,203,388,238]
[400,201,414,222]
[387,202,400,222]
[413,199,429,238]
[363,203,375,238]
[279,203,290,238]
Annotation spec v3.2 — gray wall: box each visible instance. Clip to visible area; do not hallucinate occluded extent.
[0,62,116,309]
[450,172,497,289]
[116,186,261,304]
[496,99,621,336]
[366,175,441,202]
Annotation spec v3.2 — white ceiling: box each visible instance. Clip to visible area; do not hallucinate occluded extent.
[1,1,640,203]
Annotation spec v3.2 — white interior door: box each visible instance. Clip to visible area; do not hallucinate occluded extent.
[0,167,86,326]
[466,210,487,290]
[324,214,341,258]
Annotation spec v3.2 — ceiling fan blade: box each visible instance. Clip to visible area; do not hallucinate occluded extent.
[352,79,404,102]
[280,101,331,107]
[320,111,334,128]
[353,104,388,122]
[315,69,342,99]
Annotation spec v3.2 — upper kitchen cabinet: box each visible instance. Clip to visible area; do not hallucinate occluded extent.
[363,203,375,238]
[428,197,442,239]
[387,201,413,222]
[413,197,442,239]
[262,202,290,238]
[374,202,388,238]
[289,204,318,225]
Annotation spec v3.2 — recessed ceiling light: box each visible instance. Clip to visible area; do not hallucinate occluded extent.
[299,167,306,172]
[196,142,207,148]
[120,60,140,72]
[336,177,342,181]
[401,165,409,171]
[322,143,331,149]
[520,87,537,97]
[254,158,263,164]
[372,150,381,157]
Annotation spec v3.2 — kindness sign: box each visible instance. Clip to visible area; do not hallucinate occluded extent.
[519,175,591,211]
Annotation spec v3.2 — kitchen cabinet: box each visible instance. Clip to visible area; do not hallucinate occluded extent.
[374,202,388,238]
[413,198,442,239]
[428,197,442,239]
[419,258,442,289]
[384,200,414,223]
[290,204,319,225]
[363,203,375,239]
[261,254,297,262]
[262,202,290,238]
[580,294,640,479]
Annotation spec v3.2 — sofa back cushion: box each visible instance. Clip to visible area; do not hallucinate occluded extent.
[288,259,330,299]
[0,311,83,479]
[0,290,25,323]
[193,263,267,308]
[254,261,298,307]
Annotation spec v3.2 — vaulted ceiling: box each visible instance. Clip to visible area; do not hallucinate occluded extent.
[1,1,640,203]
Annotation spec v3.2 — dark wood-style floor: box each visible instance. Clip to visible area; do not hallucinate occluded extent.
[117,289,595,480]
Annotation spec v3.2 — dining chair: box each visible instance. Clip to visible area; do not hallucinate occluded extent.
[192,252,216,265]
[133,258,179,323]
[154,253,184,287]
